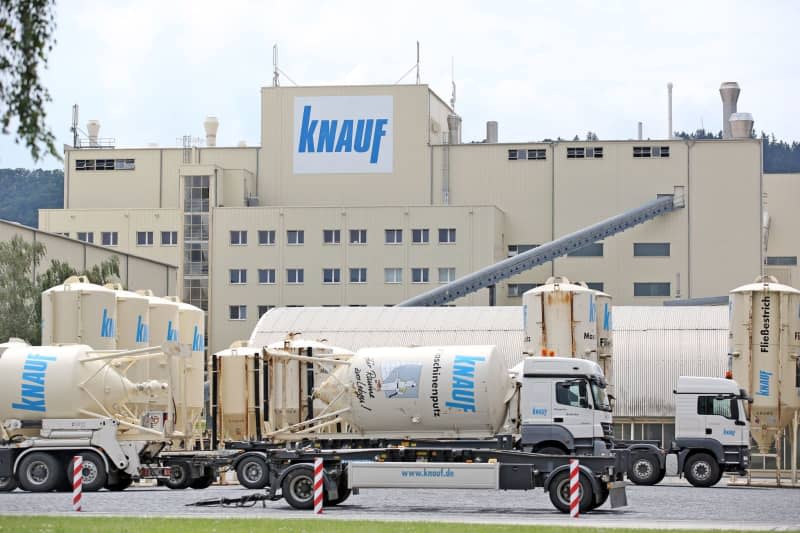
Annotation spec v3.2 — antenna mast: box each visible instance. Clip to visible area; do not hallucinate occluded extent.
[273,44,280,87]
[71,104,79,147]
[415,41,420,84]
[450,57,456,110]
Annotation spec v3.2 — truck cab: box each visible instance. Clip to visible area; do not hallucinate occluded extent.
[516,357,614,456]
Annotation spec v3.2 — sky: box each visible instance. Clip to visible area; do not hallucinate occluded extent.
[1,0,798,169]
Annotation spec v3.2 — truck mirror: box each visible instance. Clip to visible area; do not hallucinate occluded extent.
[735,420,746,426]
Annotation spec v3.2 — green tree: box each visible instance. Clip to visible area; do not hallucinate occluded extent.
[0,235,44,343]
[83,255,120,286]
[0,0,59,161]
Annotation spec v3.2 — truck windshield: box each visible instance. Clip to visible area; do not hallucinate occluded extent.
[591,382,612,411]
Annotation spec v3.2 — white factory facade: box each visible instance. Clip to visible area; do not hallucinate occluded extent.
[39,82,800,353]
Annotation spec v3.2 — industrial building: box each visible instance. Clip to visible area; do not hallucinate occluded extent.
[38,81,800,354]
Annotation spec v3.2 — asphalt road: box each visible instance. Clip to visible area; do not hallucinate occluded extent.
[0,478,798,530]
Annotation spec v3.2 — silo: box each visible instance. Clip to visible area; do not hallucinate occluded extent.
[104,284,150,350]
[729,276,800,453]
[41,276,117,350]
[214,346,261,442]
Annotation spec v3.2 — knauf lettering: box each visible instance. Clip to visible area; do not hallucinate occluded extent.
[100,308,115,338]
[135,315,149,344]
[603,303,611,330]
[192,325,203,352]
[445,354,485,413]
[297,105,388,164]
[588,297,596,323]
[12,353,57,412]
[757,369,772,396]
[166,320,179,342]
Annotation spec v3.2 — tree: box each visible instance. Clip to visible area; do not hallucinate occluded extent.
[0,235,44,343]
[0,0,59,161]
[83,255,120,286]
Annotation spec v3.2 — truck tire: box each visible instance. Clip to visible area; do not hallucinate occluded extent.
[164,461,192,490]
[67,451,107,492]
[18,452,65,492]
[327,471,350,506]
[628,454,660,485]
[282,466,316,510]
[0,476,17,492]
[684,453,721,487]
[236,456,269,489]
[593,482,610,509]
[190,467,216,489]
[548,470,594,514]
[106,473,133,491]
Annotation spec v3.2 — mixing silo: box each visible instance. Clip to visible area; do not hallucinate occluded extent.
[41,276,117,350]
[104,284,150,349]
[729,276,800,453]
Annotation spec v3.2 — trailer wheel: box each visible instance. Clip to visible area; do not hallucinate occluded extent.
[236,456,269,489]
[190,467,216,489]
[684,453,721,487]
[67,452,107,492]
[18,452,64,492]
[628,454,660,485]
[0,476,17,492]
[282,466,316,510]
[548,470,594,514]
[164,461,192,490]
[106,473,133,491]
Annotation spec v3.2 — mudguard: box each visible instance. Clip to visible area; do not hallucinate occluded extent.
[543,462,601,502]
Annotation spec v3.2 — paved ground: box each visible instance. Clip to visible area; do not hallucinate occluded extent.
[0,478,798,530]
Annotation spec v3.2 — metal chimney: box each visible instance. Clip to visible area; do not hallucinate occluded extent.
[729,112,754,139]
[486,121,498,143]
[637,122,643,140]
[667,82,673,139]
[447,114,462,145]
[203,116,219,147]
[86,120,100,146]
[719,82,740,139]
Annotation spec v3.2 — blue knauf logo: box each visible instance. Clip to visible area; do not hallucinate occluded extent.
[192,325,203,352]
[135,315,149,344]
[723,429,736,437]
[297,105,388,164]
[100,308,115,338]
[11,353,57,412]
[757,369,772,396]
[532,407,548,416]
[446,355,486,413]
[589,297,596,323]
[603,303,611,330]
[166,320,179,342]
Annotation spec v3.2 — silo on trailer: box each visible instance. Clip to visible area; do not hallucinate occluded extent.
[41,276,117,350]
[104,284,150,350]
[729,276,800,454]
[214,345,261,443]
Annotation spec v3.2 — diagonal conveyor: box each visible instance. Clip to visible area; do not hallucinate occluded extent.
[398,188,685,307]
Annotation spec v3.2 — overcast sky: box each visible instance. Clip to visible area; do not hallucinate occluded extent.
[1,0,798,169]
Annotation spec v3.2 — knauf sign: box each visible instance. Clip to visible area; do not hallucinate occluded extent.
[293,95,393,174]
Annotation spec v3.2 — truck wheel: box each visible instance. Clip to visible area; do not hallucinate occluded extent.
[327,471,350,506]
[594,482,610,509]
[628,455,660,485]
[18,452,64,492]
[190,467,216,489]
[0,476,17,492]
[548,470,594,514]
[106,473,133,491]
[236,456,269,489]
[164,461,192,490]
[654,468,667,484]
[282,466,316,510]
[67,452,107,492]
[684,453,721,487]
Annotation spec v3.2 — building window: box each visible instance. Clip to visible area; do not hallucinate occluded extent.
[766,256,798,266]
[287,268,304,284]
[411,268,429,283]
[527,149,547,160]
[566,147,603,159]
[229,305,247,320]
[287,230,304,245]
[634,243,670,257]
[161,231,178,246]
[384,268,403,284]
[323,229,341,244]
[230,230,247,245]
[567,147,585,159]
[568,243,603,257]
[438,228,456,244]
[101,231,118,246]
[229,269,247,284]
[385,229,403,244]
[349,268,367,283]
[633,146,670,158]
[634,282,671,297]
[323,268,341,284]
[258,230,276,245]
[75,159,135,171]
[508,244,539,257]
[508,149,546,160]
[136,231,154,246]
[412,228,429,244]
[586,282,605,292]
[77,231,94,244]
[438,267,456,284]
[350,229,367,244]
[57,232,69,238]
[257,305,275,318]
[508,283,541,297]
[258,269,276,284]
[184,278,208,311]
[115,159,135,170]
[184,242,208,275]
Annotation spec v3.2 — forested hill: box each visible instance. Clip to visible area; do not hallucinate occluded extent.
[0,169,63,227]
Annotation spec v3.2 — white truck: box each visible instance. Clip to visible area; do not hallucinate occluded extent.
[516,356,751,487]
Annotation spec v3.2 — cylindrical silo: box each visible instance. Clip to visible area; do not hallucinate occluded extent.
[104,284,150,350]
[214,346,261,442]
[729,276,800,453]
[41,276,118,350]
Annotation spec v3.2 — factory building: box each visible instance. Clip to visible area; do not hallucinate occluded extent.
[39,81,799,353]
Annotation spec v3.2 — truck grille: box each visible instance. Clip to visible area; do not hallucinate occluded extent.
[601,423,614,438]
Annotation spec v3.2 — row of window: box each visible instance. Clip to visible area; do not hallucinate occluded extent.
[231,228,457,246]
[507,146,670,161]
[507,282,670,297]
[229,267,456,285]
[507,243,671,258]
[75,159,135,171]
[73,231,179,246]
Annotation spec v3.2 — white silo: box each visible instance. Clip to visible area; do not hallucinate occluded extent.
[729,112,754,139]
[719,82,740,139]
[41,276,117,350]
[86,120,100,146]
[203,116,219,147]
[729,276,800,453]
[104,284,150,350]
[214,345,261,442]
